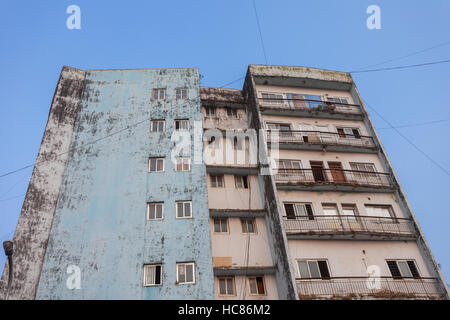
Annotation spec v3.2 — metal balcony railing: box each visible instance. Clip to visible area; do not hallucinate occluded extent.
[275,168,395,189]
[283,215,416,238]
[296,277,445,299]
[266,130,376,149]
[259,98,361,115]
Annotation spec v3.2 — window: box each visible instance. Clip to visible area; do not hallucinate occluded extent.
[365,205,394,218]
[152,88,166,100]
[337,127,361,139]
[277,159,302,170]
[248,276,265,295]
[214,218,228,233]
[322,203,339,216]
[175,157,191,171]
[218,277,235,296]
[210,175,224,188]
[342,204,358,220]
[234,175,249,189]
[297,260,331,279]
[147,202,163,220]
[176,201,192,218]
[350,162,377,173]
[175,119,190,131]
[232,137,243,150]
[150,120,165,133]
[327,97,348,104]
[226,108,238,118]
[261,92,283,105]
[143,264,162,286]
[205,106,216,117]
[177,262,195,284]
[267,123,291,136]
[387,260,420,279]
[175,88,188,100]
[149,158,164,172]
[284,203,314,220]
[241,218,256,234]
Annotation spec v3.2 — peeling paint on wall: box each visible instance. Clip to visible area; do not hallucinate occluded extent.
[34,68,213,299]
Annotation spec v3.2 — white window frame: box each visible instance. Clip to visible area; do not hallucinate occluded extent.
[321,203,339,216]
[213,218,228,233]
[175,157,191,172]
[296,259,331,279]
[176,262,195,284]
[226,107,238,118]
[175,119,190,131]
[176,201,192,219]
[148,158,165,172]
[364,204,395,218]
[143,264,162,286]
[218,277,235,296]
[152,88,166,100]
[277,159,302,169]
[386,259,421,279]
[204,106,217,117]
[336,127,361,139]
[284,202,314,220]
[150,120,165,133]
[234,175,249,189]
[147,202,164,220]
[248,276,266,295]
[241,218,257,234]
[261,92,284,105]
[175,88,188,100]
[327,97,349,104]
[210,175,224,188]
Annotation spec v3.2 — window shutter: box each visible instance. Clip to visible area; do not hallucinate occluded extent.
[154,265,161,285]
[317,261,330,279]
[407,261,420,279]
[387,260,402,279]
[305,204,314,220]
[284,204,295,219]
[297,261,310,278]
[256,277,265,295]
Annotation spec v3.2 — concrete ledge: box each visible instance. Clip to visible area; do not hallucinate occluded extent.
[209,209,266,218]
[213,266,277,276]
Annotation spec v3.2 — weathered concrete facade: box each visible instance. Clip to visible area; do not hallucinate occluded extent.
[2,64,447,300]
[0,66,85,299]
[248,64,449,299]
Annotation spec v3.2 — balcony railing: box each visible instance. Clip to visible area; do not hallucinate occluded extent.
[259,98,361,115]
[283,215,416,238]
[296,277,445,299]
[266,130,376,149]
[275,168,395,189]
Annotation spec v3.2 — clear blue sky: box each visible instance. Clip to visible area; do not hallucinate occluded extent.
[1,1,449,284]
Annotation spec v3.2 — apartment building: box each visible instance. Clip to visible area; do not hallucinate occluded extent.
[1,65,448,300]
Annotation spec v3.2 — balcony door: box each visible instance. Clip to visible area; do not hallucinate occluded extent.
[310,161,327,182]
[328,162,346,183]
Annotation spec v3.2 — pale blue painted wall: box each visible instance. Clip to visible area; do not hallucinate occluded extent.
[36,68,214,299]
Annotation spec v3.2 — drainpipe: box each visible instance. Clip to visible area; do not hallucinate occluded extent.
[3,241,13,300]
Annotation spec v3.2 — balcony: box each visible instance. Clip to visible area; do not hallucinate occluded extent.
[259,98,362,120]
[266,130,377,153]
[275,168,396,193]
[296,277,446,300]
[283,215,417,240]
